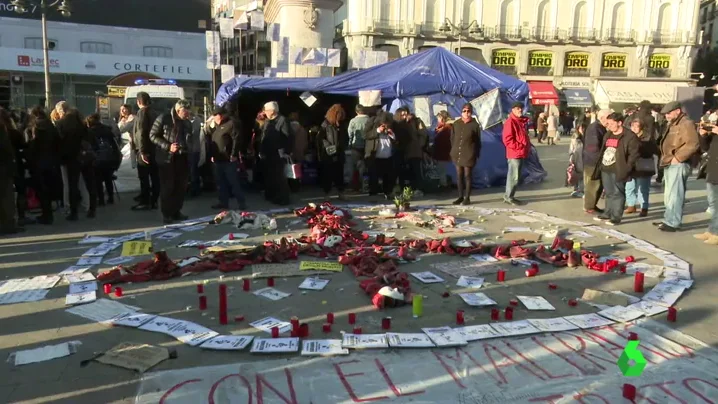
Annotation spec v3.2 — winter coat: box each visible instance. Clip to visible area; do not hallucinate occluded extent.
[592,130,641,183]
[150,108,192,165]
[700,132,718,184]
[450,118,481,167]
[433,123,452,161]
[582,121,607,167]
[502,114,530,159]
[316,120,346,163]
[25,118,60,170]
[659,113,700,167]
[260,114,292,161]
[633,130,660,177]
[208,117,241,162]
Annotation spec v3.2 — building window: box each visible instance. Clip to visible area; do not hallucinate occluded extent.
[143,46,173,58]
[80,42,113,54]
[25,37,58,50]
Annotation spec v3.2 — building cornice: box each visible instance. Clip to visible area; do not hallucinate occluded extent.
[264,0,343,23]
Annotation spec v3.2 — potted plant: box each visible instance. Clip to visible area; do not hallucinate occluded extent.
[401,187,414,210]
[393,195,404,212]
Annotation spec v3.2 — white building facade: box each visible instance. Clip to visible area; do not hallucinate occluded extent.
[0,0,211,114]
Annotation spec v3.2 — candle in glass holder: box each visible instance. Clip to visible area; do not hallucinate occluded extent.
[114,287,123,297]
[456,310,465,325]
[299,323,309,338]
[326,312,334,324]
[103,284,112,294]
[667,306,677,322]
[353,326,362,335]
[634,272,645,293]
[628,332,638,341]
[348,312,357,324]
[271,326,279,338]
[322,323,332,333]
[505,307,514,320]
[622,384,636,400]
[198,295,207,310]
[242,278,250,291]
[381,317,391,330]
[196,284,204,293]
[267,277,275,287]
[490,308,499,320]
[497,270,506,282]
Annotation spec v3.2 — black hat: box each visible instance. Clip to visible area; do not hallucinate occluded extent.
[212,105,228,116]
[511,101,524,109]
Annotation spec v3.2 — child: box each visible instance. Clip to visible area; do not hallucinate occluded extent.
[568,124,586,197]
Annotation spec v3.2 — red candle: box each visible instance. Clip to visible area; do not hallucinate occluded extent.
[326,312,334,324]
[290,329,298,337]
[628,332,638,341]
[228,233,235,240]
[456,310,465,325]
[299,323,309,338]
[271,326,279,338]
[509,299,519,306]
[381,317,391,330]
[634,272,645,293]
[234,315,245,322]
[497,270,506,282]
[353,326,362,335]
[622,384,636,400]
[198,295,207,310]
[114,287,123,297]
[103,284,112,294]
[267,277,275,287]
[568,299,578,307]
[667,306,677,322]
[525,268,538,277]
[242,278,250,291]
[505,307,514,320]
[218,284,228,325]
[548,283,557,290]
[348,312,356,324]
[322,323,332,333]
[291,316,300,333]
[196,284,204,293]
[490,308,499,320]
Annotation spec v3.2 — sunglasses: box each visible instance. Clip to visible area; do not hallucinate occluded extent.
[462,109,471,113]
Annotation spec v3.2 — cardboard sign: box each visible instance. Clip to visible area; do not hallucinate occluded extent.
[95,342,169,373]
[121,241,152,257]
[299,261,343,272]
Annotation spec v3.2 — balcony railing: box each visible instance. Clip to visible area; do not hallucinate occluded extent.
[420,22,450,35]
[649,30,690,44]
[532,27,561,41]
[567,27,598,42]
[374,19,405,34]
[484,25,527,40]
[602,29,636,42]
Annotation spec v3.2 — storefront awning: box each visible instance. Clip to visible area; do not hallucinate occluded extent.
[527,81,559,105]
[562,88,593,108]
[594,80,690,106]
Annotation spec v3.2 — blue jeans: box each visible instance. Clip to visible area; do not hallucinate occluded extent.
[504,158,523,200]
[601,171,626,222]
[188,152,201,194]
[662,163,691,228]
[709,183,718,234]
[707,182,716,213]
[215,160,245,208]
[625,177,651,209]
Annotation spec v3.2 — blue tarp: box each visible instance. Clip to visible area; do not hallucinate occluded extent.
[215,47,547,189]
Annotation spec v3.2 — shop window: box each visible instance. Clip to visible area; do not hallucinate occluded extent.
[81,42,113,54]
[143,46,173,58]
[25,37,58,50]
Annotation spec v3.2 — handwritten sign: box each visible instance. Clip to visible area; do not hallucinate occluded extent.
[121,241,152,257]
[299,261,343,272]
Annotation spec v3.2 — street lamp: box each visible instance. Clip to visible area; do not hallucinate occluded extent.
[439,18,482,56]
[11,0,72,109]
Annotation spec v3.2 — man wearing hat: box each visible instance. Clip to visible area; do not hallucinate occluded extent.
[502,101,531,205]
[208,105,246,210]
[654,101,699,232]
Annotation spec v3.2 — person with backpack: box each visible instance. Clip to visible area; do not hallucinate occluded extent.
[87,113,120,206]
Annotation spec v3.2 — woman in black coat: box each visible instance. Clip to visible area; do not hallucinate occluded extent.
[86,113,120,206]
[450,103,481,205]
[316,104,347,199]
[0,107,30,225]
[57,108,97,220]
[24,107,61,224]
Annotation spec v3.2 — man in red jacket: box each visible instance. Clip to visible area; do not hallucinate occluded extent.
[502,101,531,205]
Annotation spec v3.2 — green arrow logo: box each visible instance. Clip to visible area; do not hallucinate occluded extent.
[617,340,647,377]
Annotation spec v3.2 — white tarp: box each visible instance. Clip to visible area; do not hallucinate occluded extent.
[594,80,690,107]
[135,320,718,404]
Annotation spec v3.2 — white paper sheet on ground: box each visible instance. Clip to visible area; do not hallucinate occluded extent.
[155,231,183,241]
[301,339,349,356]
[457,226,484,234]
[510,215,542,223]
[138,316,183,335]
[457,276,484,289]
[104,256,136,266]
[342,333,389,349]
[107,312,157,327]
[82,242,121,257]
[387,333,436,348]
[78,235,112,244]
[66,299,141,323]
[12,341,79,365]
[517,295,556,311]
[453,240,472,248]
[148,228,172,237]
[65,272,96,283]
[663,267,692,280]
[179,224,208,232]
[567,231,594,238]
[200,335,254,350]
[76,257,102,266]
[663,255,691,271]
[59,265,92,275]
[661,278,694,289]
[489,320,541,337]
[563,313,615,329]
[251,338,299,353]
[636,245,671,257]
[65,290,97,306]
[527,317,579,333]
[504,227,533,232]
[177,257,201,268]
[610,291,641,305]
[597,305,645,323]
[642,283,687,307]
[459,292,497,307]
[469,254,498,263]
[220,233,250,241]
[410,271,445,284]
[165,321,219,346]
[510,258,542,266]
[455,324,502,341]
[625,263,665,278]
[69,281,97,294]
[628,301,669,317]
[177,240,206,248]
[249,317,292,334]
[298,277,329,290]
[112,232,146,243]
[422,327,468,347]
[0,276,61,305]
[253,287,291,301]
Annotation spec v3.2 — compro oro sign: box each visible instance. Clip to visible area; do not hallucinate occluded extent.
[600,52,628,77]
[491,49,518,75]
[647,53,672,78]
[527,50,554,76]
[564,51,590,77]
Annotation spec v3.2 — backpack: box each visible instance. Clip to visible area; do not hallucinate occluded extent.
[95,136,119,169]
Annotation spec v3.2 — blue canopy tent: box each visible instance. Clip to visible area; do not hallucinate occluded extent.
[216,47,546,189]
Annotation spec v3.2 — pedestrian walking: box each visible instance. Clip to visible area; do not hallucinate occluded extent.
[502,102,530,205]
